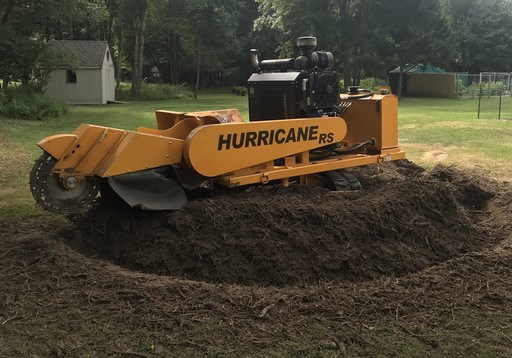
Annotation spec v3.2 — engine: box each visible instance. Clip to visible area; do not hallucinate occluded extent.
[248,37,341,121]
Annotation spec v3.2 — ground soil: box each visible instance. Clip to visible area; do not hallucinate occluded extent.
[1,160,512,357]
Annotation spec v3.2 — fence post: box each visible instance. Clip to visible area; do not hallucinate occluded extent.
[499,90,502,119]
[456,73,459,98]
[477,83,482,119]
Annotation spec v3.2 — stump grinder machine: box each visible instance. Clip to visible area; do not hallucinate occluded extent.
[30,37,405,214]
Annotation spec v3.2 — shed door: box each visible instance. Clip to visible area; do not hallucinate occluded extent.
[105,67,115,102]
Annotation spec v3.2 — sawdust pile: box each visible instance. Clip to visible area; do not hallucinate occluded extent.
[76,160,501,286]
[2,160,512,356]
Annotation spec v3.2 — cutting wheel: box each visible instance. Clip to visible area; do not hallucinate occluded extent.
[29,152,100,214]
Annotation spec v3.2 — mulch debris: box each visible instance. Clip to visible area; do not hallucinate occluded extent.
[77,160,502,286]
[1,160,512,356]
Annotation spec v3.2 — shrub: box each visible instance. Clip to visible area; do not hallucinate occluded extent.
[231,86,247,96]
[489,81,507,95]
[0,87,68,120]
[463,83,481,97]
[117,82,193,101]
[462,81,508,98]
[359,77,387,91]
[455,79,465,97]
[339,78,387,92]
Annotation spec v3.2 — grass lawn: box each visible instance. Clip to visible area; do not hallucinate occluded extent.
[398,96,512,180]
[0,93,248,221]
[1,93,512,357]
[0,93,511,221]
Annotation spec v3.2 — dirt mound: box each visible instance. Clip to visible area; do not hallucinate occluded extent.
[75,160,499,286]
[2,161,512,356]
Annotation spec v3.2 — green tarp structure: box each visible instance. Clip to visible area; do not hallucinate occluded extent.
[389,63,446,74]
[389,63,447,95]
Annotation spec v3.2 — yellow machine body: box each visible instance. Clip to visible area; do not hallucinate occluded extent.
[341,93,399,150]
[37,95,404,189]
[30,36,407,213]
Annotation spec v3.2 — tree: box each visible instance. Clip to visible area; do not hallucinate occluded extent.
[254,0,339,56]
[332,0,391,86]
[0,30,75,92]
[127,0,149,97]
[443,0,512,73]
[145,0,188,84]
[104,0,126,94]
[0,0,109,89]
[378,0,455,97]
[178,0,241,97]
[253,0,387,88]
[33,44,77,92]
[3,0,512,99]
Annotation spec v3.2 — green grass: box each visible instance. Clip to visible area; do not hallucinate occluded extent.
[350,309,512,357]
[0,93,248,221]
[2,93,249,146]
[1,94,512,222]
[1,93,512,356]
[398,97,512,180]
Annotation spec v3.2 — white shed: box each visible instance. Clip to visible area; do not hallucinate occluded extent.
[45,41,115,105]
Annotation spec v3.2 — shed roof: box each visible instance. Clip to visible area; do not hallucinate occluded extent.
[389,63,446,74]
[51,40,109,68]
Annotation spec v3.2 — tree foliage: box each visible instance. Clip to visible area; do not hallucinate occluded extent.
[444,0,512,73]
[2,0,512,97]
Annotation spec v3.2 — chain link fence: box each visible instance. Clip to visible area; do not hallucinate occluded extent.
[456,72,512,119]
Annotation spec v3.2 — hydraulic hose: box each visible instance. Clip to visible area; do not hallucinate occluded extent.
[349,92,374,99]
[346,87,375,99]
[309,144,337,159]
[335,138,376,155]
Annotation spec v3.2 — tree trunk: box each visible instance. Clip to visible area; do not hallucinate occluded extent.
[68,15,74,39]
[167,34,174,84]
[21,72,30,89]
[1,0,15,24]
[193,39,201,99]
[167,32,180,85]
[130,0,149,97]
[131,23,140,96]
[337,0,352,92]
[342,68,351,92]
[115,7,124,96]
[106,5,114,43]
[397,65,404,98]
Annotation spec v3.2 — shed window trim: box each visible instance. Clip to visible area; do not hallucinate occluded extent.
[67,69,77,84]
